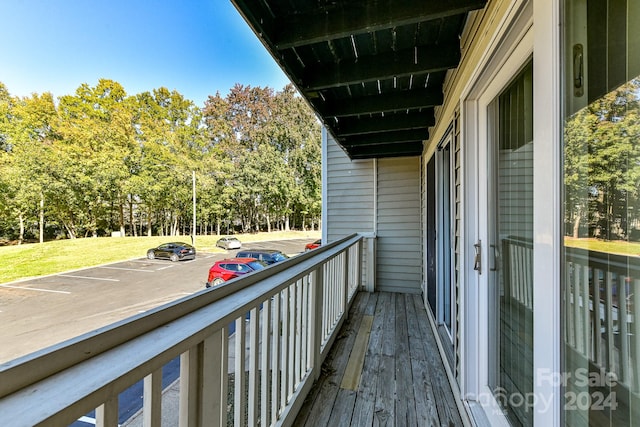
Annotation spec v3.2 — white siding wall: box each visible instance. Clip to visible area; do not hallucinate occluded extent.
[376,158,422,293]
[324,131,423,294]
[324,132,375,243]
[499,142,533,241]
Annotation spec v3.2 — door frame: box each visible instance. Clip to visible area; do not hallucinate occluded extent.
[437,129,456,342]
[460,0,562,425]
[460,0,536,425]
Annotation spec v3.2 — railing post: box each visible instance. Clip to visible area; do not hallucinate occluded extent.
[363,234,376,292]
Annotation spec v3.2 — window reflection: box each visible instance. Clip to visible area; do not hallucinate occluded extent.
[563,1,640,423]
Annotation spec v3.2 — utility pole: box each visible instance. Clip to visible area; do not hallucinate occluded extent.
[192,170,196,247]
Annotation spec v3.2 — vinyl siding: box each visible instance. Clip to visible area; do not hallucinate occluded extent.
[325,132,375,242]
[376,158,422,293]
[324,133,422,294]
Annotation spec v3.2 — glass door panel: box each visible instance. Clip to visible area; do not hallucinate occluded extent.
[488,61,534,427]
[563,1,640,425]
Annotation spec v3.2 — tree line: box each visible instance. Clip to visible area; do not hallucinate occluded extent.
[0,79,321,243]
[564,77,640,241]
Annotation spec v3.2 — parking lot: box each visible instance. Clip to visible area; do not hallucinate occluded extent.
[0,238,314,364]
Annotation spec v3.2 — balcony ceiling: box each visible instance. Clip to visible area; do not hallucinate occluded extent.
[231,0,487,159]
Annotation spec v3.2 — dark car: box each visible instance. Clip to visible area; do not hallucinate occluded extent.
[235,249,289,265]
[206,258,266,287]
[305,239,321,251]
[216,236,242,250]
[147,242,196,262]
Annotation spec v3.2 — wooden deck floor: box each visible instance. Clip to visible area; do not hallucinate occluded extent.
[293,291,465,427]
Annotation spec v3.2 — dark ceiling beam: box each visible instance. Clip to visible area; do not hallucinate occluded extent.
[347,141,424,159]
[334,110,435,136]
[302,43,460,91]
[319,88,443,118]
[340,129,428,147]
[231,1,276,50]
[273,0,488,49]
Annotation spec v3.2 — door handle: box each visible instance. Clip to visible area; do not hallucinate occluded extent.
[473,242,482,275]
[490,244,499,271]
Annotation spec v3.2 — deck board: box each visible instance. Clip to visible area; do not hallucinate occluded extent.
[294,291,464,427]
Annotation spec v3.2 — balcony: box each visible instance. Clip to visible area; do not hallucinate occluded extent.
[0,233,464,426]
[293,290,463,426]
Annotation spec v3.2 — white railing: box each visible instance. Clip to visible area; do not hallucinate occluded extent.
[0,234,366,427]
[564,247,640,394]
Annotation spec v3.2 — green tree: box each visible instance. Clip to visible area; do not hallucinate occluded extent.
[56,79,137,237]
[0,90,58,243]
[564,78,640,239]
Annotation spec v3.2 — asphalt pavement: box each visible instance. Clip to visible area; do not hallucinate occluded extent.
[1,237,316,427]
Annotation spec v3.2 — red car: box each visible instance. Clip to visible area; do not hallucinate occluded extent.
[305,239,321,251]
[206,258,266,288]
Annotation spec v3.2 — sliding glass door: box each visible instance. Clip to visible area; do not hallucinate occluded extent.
[487,61,534,427]
[563,1,640,425]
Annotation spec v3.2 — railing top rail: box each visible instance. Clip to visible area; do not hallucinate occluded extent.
[564,245,640,274]
[0,233,363,401]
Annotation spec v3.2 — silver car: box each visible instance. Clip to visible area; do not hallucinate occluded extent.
[216,236,242,250]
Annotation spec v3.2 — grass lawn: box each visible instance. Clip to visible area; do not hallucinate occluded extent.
[564,236,640,256]
[0,230,320,285]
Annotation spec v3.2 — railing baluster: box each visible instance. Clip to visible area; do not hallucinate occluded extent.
[221,325,229,426]
[235,316,246,425]
[342,250,349,318]
[288,283,297,398]
[271,291,281,423]
[295,279,303,386]
[527,245,533,310]
[95,396,118,427]
[301,275,309,376]
[633,279,640,393]
[261,298,271,425]
[248,306,260,426]
[593,266,602,366]
[582,265,590,358]
[620,275,629,386]
[564,264,571,348]
[606,272,615,373]
[310,267,323,381]
[280,287,290,412]
[573,264,583,354]
[324,263,330,341]
[143,368,162,427]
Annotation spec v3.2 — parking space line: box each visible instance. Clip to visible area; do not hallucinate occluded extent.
[77,415,97,425]
[156,265,175,271]
[0,284,71,294]
[59,275,120,282]
[98,266,153,273]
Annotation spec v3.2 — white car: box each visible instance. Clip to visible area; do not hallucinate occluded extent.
[216,236,242,250]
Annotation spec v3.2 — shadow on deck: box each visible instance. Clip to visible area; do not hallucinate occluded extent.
[293,291,465,427]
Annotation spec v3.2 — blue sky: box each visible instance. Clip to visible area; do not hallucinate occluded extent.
[0,0,291,107]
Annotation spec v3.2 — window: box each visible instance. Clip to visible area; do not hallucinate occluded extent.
[563,1,640,425]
